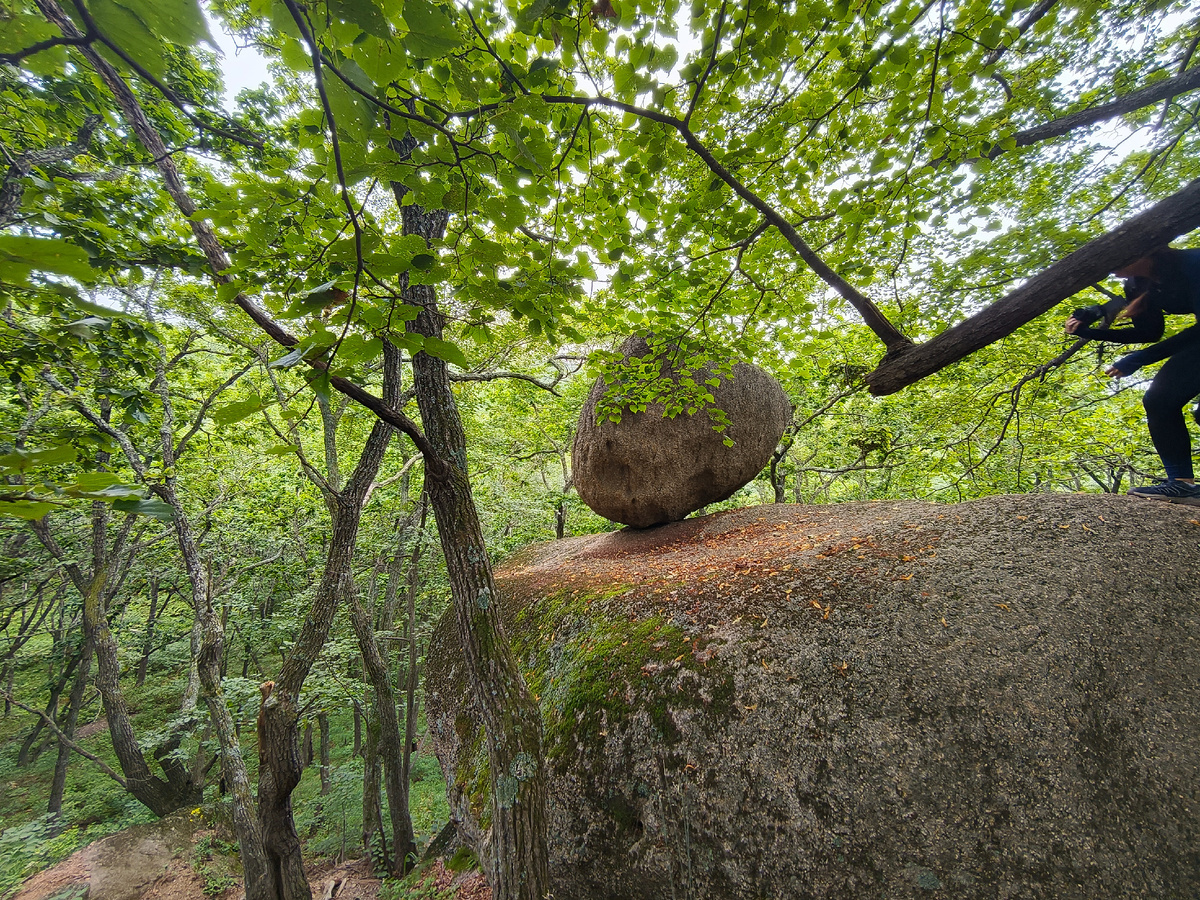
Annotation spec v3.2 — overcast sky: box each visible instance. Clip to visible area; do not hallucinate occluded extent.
[208,14,272,108]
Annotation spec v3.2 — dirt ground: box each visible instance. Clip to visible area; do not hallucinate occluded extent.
[12,816,489,900]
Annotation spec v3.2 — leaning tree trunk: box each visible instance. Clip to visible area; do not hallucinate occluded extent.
[346,589,418,873]
[47,635,93,826]
[361,708,384,867]
[391,168,550,898]
[257,378,398,900]
[157,480,275,900]
[135,577,161,687]
[32,509,197,817]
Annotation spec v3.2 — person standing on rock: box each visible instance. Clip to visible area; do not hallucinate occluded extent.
[1064,244,1200,506]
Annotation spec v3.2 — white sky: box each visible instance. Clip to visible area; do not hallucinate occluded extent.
[207,12,272,108]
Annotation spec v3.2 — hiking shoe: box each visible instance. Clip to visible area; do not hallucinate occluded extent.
[1128,480,1200,506]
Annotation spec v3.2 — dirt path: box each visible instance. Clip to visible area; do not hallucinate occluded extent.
[11,813,488,900]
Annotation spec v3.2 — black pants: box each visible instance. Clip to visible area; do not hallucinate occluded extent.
[1143,340,1200,479]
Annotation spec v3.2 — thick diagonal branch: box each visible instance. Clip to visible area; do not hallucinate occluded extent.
[866,176,1200,394]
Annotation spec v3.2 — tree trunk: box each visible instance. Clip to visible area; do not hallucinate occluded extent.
[302,721,314,769]
[18,650,77,767]
[136,577,160,687]
[346,588,417,873]
[172,500,274,900]
[401,504,426,789]
[361,710,384,869]
[392,174,550,897]
[32,509,196,817]
[353,704,362,759]
[48,635,93,826]
[257,374,397,900]
[88,562,197,815]
[317,712,331,797]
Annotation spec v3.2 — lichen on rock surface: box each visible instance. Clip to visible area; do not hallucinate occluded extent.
[426,494,1200,899]
[571,336,791,529]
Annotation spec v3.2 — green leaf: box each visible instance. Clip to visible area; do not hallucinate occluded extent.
[270,347,306,368]
[112,496,175,521]
[263,444,301,456]
[389,331,425,355]
[338,333,383,363]
[89,0,171,78]
[330,0,392,38]
[82,483,146,499]
[402,0,464,57]
[422,336,468,368]
[66,472,125,491]
[0,235,97,284]
[306,370,332,404]
[283,281,347,318]
[0,499,59,520]
[0,445,77,473]
[115,0,214,47]
[212,396,266,425]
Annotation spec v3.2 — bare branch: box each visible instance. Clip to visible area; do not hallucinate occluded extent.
[0,690,128,789]
[980,0,1059,69]
[996,65,1200,157]
[0,114,101,227]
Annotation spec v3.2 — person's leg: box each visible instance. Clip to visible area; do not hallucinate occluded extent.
[1130,342,1200,504]
[1142,345,1200,481]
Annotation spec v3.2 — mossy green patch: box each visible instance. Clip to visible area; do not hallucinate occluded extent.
[449,581,735,819]
[513,586,726,767]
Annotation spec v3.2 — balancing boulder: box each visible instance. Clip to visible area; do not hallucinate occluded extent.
[572,337,791,528]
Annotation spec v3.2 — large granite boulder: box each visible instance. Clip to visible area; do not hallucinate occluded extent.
[572,337,791,528]
[427,494,1200,900]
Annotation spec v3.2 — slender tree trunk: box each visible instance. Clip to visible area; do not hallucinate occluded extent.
[346,589,417,873]
[257,373,398,900]
[32,510,194,816]
[353,704,362,759]
[48,635,93,827]
[136,577,160,687]
[3,659,12,717]
[18,651,77,767]
[401,524,423,788]
[317,712,331,797]
[158,479,275,900]
[89,561,196,814]
[391,175,550,897]
[362,710,384,869]
[302,722,314,769]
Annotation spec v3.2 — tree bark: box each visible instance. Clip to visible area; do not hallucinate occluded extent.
[257,379,397,900]
[31,510,195,817]
[18,641,78,767]
[866,177,1200,394]
[317,711,331,797]
[361,709,384,868]
[390,166,550,898]
[135,577,160,687]
[346,586,418,874]
[400,504,427,790]
[47,634,93,827]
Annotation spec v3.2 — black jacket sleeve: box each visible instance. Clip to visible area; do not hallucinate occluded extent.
[1072,277,1166,343]
[1113,324,1200,375]
[1074,308,1165,344]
